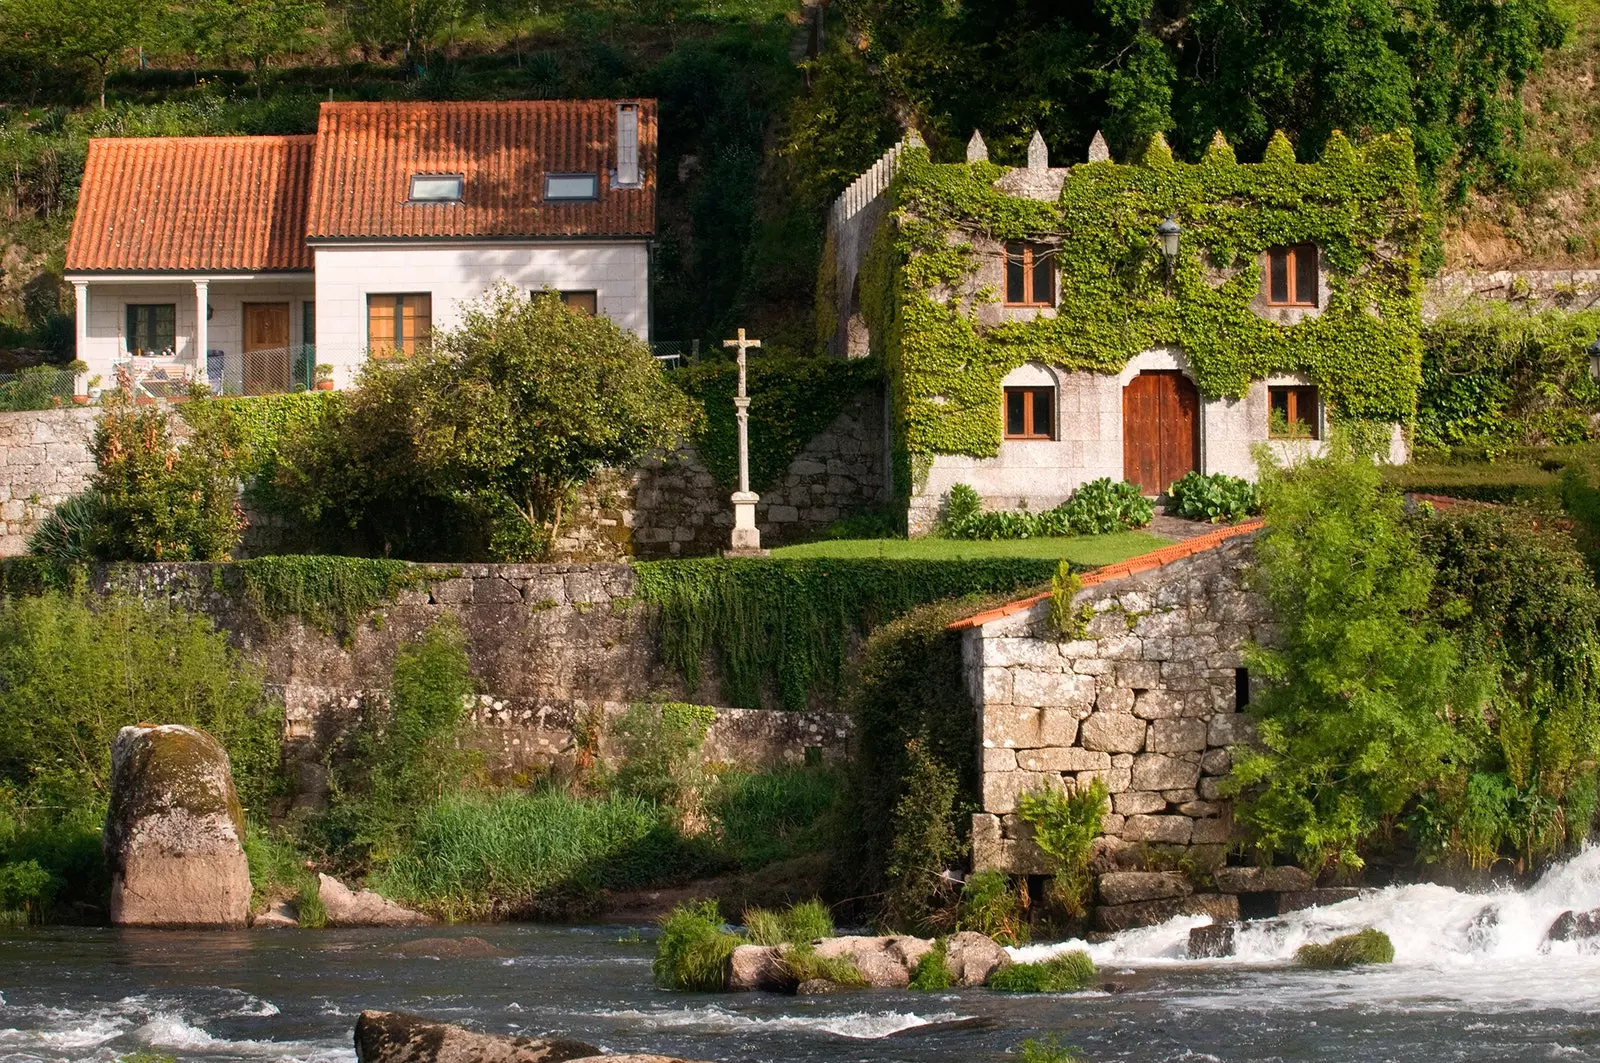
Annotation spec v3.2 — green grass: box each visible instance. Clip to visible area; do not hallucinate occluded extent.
[742,898,834,945]
[1295,928,1395,969]
[909,938,953,991]
[987,950,1098,992]
[770,531,1171,564]
[654,900,743,992]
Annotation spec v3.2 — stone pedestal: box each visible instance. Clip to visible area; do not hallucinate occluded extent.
[726,490,767,556]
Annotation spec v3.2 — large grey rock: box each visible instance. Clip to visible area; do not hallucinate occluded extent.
[252,899,299,928]
[1213,866,1314,894]
[1278,888,1361,914]
[943,931,1012,986]
[1546,908,1600,944]
[728,945,786,991]
[319,874,433,927]
[1094,893,1238,933]
[104,724,252,928]
[812,935,927,988]
[353,1010,598,1063]
[1097,871,1192,907]
[1188,923,1236,958]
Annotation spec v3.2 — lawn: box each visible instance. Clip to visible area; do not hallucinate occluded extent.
[770,530,1173,565]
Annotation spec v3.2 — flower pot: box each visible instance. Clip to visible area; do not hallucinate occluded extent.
[315,379,335,391]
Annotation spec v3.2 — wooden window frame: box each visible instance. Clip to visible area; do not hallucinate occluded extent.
[125,303,176,356]
[367,293,432,359]
[559,290,598,315]
[1265,244,1319,307]
[1003,385,1056,440]
[1004,241,1056,307]
[1267,384,1320,439]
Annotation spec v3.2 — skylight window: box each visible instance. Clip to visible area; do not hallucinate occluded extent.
[410,174,463,202]
[545,173,599,201]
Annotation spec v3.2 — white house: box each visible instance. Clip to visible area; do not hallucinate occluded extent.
[64,99,657,395]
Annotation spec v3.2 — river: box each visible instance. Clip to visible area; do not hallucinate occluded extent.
[6,848,1600,1063]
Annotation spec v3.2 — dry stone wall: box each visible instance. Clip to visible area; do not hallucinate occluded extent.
[0,407,96,556]
[964,533,1269,925]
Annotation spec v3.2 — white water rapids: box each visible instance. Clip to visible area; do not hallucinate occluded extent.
[1013,844,1600,1013]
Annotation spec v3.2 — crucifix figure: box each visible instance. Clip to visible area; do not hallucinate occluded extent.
[723,327,766,555]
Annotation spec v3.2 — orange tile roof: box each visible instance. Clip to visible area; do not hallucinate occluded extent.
[66,135,315,273]
[305,100,657,241]
[946,519,1266,630]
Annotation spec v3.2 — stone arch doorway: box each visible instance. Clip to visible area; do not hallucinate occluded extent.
[1123,370,1199,495]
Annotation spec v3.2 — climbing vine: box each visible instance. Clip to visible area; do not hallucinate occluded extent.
[852,130,1424,495]
[236,555,447,640]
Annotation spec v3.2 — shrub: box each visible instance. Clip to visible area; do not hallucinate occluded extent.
[654,899,742,991]
[1017,1037,1087,1063]
[882,740,963,933]
[986,951,1097,992]
[0,859,55,925]
[25,491,102,565]
[1294,928,1395,969]
[942,479,1153,540]
[743,897,834,944]
[908,937,952,990]
[956,870,1029,946]
[779,941,869,988]
[1166,471,1261,523]
[1017,780,1108,918]
[611,702,716,819]
[708,765,841,871]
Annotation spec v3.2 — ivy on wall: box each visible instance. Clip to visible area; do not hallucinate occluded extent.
[850,130,1425,495]
[671,355,881,492]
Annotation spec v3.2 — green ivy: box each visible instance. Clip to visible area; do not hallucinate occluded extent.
[852,131,1424,496]
[633,556,1054,711]
[236,555,446,639]
[671,355,881,492]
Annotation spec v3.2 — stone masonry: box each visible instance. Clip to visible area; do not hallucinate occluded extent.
[0,407,96,556]
[956,523,1272,926]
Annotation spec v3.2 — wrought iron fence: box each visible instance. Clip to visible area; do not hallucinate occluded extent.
[0,366,77,411]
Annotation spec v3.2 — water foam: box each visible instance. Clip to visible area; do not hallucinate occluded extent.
[589,1005,963,1039]
[1013,845,1600,1012]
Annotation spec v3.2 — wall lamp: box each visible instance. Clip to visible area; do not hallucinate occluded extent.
[1157,216,1181,293]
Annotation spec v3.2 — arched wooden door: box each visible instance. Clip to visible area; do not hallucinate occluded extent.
[1123,370,1199,495]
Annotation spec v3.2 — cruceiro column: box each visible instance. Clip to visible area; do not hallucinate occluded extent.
[723,327,768,557]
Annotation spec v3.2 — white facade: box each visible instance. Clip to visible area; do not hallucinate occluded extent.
[311,240,651,386]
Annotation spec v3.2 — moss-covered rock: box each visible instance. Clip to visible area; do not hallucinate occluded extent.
[104,724,252,927]
[1294,928,1395,969]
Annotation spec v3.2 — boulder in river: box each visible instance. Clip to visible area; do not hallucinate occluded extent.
[103,724,252,928]
[1094,893,1238,932]
[1097,871,1192,906]
[812,935,926,988]
[1294,928,1394,969]
[1188,923,1236,959]
[319,874,433,927]
[354,1010,598,1063]
[253,899,300,928]
[1545,907,1600,944]
[943,931,1012,986]
[1213,866,1315,894]
[386,936,506,958]
[727,944,787,991]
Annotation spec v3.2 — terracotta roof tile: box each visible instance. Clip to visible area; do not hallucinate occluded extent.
[304,100,656,240]
[66,135,315,273]
[946,520,1266,630]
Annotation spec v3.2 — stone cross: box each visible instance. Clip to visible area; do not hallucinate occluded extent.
[722,328,765,554]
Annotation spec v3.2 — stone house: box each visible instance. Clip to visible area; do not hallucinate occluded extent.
[64,100,655,396]
[821,128,1420,533]
[949,521,1318,929]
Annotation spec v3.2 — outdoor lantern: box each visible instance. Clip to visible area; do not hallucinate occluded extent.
[1590,336,1600,380]
[1157,216,1181,291]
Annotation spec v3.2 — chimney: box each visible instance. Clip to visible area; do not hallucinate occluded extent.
[616,103,640,188]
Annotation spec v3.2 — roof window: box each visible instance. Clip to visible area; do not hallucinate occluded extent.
[546,173,599,201]
[409,174,463,202]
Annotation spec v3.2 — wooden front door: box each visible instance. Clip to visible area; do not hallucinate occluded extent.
[1123,370,1199,495]
[243,302,291,395]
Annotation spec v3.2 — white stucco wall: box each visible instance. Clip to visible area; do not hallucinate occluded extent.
[312,241,651,385]
[906,348,1346,534]
[72,277,315,394]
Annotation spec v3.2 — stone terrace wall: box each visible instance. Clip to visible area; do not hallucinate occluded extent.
[1424,269,1600,320]
[89,562,851,807]
[0,407,96,555]
[962,527,1272,929]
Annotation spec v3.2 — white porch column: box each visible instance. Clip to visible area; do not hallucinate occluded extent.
[72,281,88,396]
[193,279,209,384]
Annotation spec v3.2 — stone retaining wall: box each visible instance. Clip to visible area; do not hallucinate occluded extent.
[0,407,96,556]
[1424,269,1600,319]
[86,562,851,806]
[960,531,1272,928]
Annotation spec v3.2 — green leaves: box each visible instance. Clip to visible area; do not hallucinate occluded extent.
[940,478,1154,539]
[1167,471,1262,523]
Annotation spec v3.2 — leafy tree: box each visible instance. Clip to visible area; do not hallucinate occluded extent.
[273,286,697,559]
[0,0,155,107]
[1225,440,1476,871]
[186,0,324,98]
[340,0,467,66]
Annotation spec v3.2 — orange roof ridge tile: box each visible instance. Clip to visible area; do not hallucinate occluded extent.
[946,518,1264,630]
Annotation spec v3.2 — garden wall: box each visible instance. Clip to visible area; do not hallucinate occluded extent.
[86,562,851,808]
[1425,269,1600,319]
[0,406,96,556]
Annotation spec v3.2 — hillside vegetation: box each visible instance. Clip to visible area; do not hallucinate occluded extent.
[0,0,1596,367]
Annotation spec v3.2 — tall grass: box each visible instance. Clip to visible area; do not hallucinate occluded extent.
[710,766,841,870]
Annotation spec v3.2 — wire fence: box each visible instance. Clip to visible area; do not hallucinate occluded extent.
[211,345,322,396]
[650,340,701,369]
[0,366,78,411]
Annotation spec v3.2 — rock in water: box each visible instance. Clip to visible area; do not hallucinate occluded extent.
[943,931,1012,986]
[386,936,505,958]
[1188,923,1236,959]
[727,944,786,991]
[319,874,433,927]
[1545,907,1600,944]
[354,1010,598,1063]
[103,724,251,927]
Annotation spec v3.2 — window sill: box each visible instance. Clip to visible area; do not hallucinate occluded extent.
[1003,435,1056,442]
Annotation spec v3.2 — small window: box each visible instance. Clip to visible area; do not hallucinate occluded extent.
[545,173,599,201]
[125,304,176,356]
[1003,386,1055,440]
[409,174,463,202]
[1268,385,1319,439]
[1265,244,1318,307]
[367,293,432,358]
[559,290,598,315]
[1004,242,1055,307]
[1235,667,1250,710]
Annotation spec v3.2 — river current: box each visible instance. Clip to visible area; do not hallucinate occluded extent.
[6,848,1600,1063]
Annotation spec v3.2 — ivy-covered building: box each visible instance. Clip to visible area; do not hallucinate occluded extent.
[820,127,1422,532]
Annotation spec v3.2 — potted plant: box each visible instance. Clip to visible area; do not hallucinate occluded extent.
[314,364,335,390]
[68,360,90,403]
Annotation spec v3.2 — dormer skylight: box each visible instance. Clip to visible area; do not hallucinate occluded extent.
[409,174,463,202]
[545,173,599,201]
